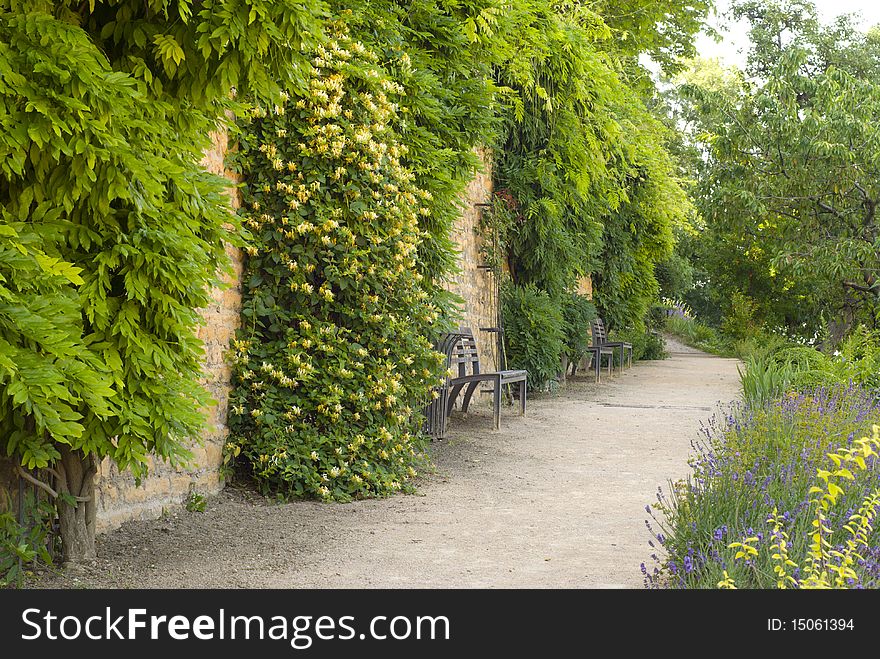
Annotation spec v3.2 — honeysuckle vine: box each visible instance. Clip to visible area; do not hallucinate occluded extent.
[228,25,448,500]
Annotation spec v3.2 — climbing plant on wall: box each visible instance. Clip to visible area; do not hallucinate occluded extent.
[329,0,511,317]
[227,2,519,498]
[0,0,321,563]
[491,1,698,380]
[229,24,449,500]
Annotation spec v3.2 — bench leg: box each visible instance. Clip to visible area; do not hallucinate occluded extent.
[493,376,502,430]
[438,397,447,438]
[439,386,450,437]
[461,381,480,413]
[594,353,600,383]
[447,383,466,416]
[520,380,527,416]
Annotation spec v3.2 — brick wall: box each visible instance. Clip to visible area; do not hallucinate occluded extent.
[576,275,593,299]
[445,149,501,373]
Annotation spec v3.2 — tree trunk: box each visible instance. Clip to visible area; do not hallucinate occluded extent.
[57,446,97,565]
[824,303,855,353]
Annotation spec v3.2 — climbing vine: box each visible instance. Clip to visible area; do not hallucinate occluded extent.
[492,2,695,378]
[0,0,321,563]
[229,24,448,500]
[227,2,517,499]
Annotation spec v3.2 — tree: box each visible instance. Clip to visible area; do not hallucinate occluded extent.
[679,0,880,343]
[586,0,716,75]
[492,1,693,356]
[0,0,320,563]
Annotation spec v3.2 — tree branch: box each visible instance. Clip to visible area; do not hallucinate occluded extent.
[16,466,58,499]
[843,281,877,294]
[853,181,871,201]
[816,199,846,219]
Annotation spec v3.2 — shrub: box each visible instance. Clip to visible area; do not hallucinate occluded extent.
[834,326,880,389]
[665,314,730,355]
[738,355,801,407]
[730,331,790,363]
[648,303,669,330]
[0,490,53,588]
[722,429,880,589]
[644,386,880,589]
[736,327,880,404]
[561,293,597,369]
[611,325,668,361]
[228,27,447,501]
[721,291,761,342]
[501,284,565,391]
[640,331,668,361]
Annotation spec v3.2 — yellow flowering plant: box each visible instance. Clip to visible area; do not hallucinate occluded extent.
[721,426,880,589]
[227,24,449,501]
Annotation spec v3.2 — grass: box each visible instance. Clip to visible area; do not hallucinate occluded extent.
[664,315,731,356]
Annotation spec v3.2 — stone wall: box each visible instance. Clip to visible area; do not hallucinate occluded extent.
[576,275,593,300]
[445,149,501,374]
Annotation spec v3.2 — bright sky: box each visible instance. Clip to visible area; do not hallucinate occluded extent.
[695,0,880,68]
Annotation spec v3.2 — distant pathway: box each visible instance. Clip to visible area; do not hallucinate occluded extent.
[35,336,741,589]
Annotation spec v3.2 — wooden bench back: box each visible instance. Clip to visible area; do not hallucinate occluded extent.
[591,317,608,345]
[450,329,481,376]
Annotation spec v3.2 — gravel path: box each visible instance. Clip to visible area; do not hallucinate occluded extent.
[32,338,741,589]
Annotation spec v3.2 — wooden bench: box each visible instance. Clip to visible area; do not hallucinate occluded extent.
[444,328,527,431]
[591,317,632,373]
[569,343,614,382]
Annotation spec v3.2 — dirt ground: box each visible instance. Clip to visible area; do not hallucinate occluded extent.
[30,335,740,589]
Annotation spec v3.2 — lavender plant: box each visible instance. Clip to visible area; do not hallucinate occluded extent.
[643,385,880,588]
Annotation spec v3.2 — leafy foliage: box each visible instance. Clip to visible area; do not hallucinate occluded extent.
[328,0,509,315]
[665,313,731,356]
[645,388,880,588]
[587,0,716,75]
[1,490,53,588]
[612,326,667,361]
[229,26,448,500]
[738,327,880,406]
[184,490,207,513]
[501,284,565,391]
[492,1,699,374]
[561,293,598,369]
[679,0,880,343]
[0,0,322,559]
